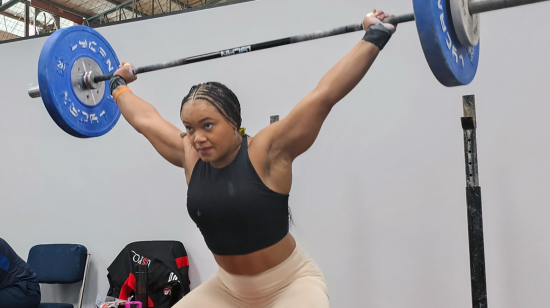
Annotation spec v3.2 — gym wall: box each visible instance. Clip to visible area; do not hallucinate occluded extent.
[1,0,549,307]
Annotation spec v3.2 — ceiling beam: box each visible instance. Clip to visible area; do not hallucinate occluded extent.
[85,0,146,24]
[0,0,22,13]
[170,0,187,10]
[102,0,145,17]
[32,0,92,19]
[30,0,83,23]
[0,9,46,27]
[0,9,21,20]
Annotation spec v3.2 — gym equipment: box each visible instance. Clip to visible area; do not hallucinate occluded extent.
[27,0,548,137]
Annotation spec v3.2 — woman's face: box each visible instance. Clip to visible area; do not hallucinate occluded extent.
[181,99,239,164]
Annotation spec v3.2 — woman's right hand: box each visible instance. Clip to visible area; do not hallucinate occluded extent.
[113,62,138,84]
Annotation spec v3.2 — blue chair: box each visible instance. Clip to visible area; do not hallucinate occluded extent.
[27,244,90,308]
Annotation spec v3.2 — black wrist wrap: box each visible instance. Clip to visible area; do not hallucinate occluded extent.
[109,75,127,95]
[362,23,392,51]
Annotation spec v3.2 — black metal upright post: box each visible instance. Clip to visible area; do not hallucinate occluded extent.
[461,95,488,308]
[24,1,29,37]
[54,15,60,30]
[135,264,148,308]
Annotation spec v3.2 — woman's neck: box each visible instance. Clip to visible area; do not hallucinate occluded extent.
[210,135,243,169]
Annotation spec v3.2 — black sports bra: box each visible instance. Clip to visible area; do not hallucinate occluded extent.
[187,136,290,255]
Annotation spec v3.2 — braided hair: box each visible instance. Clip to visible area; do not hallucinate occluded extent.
[180,82,242,131]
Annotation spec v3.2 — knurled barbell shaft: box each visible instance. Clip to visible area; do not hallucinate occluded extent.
[28,0,548,97]
[92,13,415,83]
[92,22,373,83]
[91,0,547,83]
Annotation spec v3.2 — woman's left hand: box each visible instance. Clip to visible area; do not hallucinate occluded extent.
[363,9,397,34]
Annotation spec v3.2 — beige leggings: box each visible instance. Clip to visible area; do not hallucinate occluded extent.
[173,244,330,308]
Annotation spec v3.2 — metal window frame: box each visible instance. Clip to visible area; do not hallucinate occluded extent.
[0,0,256,44]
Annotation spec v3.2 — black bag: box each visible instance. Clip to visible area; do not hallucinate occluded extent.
[107,241,190,308]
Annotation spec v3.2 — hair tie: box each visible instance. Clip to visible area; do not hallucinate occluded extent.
[238,127,246,137]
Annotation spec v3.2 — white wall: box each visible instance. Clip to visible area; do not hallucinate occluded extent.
[1,0,550,307]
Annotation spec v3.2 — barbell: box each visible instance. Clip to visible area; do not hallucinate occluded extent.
[27,0,548,138]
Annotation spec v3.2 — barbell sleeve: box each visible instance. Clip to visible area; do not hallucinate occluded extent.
[28,85,41,98]
[469,0,549,14]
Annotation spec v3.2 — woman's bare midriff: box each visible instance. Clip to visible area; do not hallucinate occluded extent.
[213,233,296,276]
